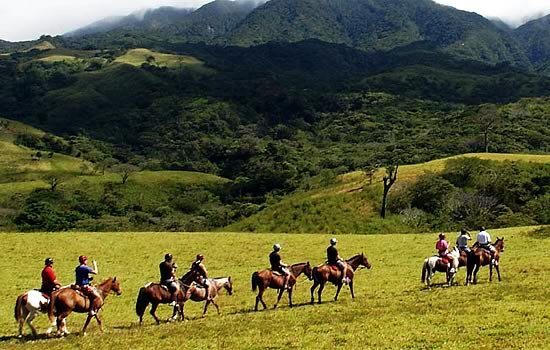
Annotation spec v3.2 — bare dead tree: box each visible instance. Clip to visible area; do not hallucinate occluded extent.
[381,164,398,218]
[475,105,500,153]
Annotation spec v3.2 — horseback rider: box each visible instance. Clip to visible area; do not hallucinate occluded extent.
[75,255,101,316]
[456,228,472,254]
[40,257,61,297]
[435,233,454,272]
[159,253,179,306]
[191,254,211,301]
[327,238,347,284]
[476,226,496,265]
[269,243,291,290]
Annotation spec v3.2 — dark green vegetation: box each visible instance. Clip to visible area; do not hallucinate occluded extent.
[0,229,548,349]
[1,0,550,233]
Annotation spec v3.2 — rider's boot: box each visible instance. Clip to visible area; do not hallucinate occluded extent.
[169,291,177,307]
[284,274,291,290]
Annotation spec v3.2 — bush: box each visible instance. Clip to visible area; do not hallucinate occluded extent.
[15,201,80,231]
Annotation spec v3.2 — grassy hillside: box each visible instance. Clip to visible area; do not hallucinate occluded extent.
[228,153,550,234]
[0,227,547,349]
[114,48,214,73]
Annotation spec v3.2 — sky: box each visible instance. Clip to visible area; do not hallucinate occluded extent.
[1,0,549,42]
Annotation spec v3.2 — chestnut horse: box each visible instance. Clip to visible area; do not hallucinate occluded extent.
[135,268,199,324]
[310,253,372,304]
[180,276,233,317]
[48,277,122,336]
[251,262,312,311]
[467,237,505,284]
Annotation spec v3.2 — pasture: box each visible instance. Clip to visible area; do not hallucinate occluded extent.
[0,227,548,349]
[114,48,214,74]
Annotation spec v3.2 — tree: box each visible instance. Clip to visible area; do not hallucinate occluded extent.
[111,164,140,184]
[48,176,63,192]
[474,105,500,153]
[381,165,398,218]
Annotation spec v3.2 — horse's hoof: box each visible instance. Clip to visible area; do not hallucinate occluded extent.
[17,334,22,339]
[82,332,87,337]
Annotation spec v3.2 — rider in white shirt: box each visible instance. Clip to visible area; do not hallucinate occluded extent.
[476,226,496,264]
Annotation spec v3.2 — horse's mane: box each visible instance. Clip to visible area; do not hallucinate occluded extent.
[346,253,363,262]
[97,277,115,287]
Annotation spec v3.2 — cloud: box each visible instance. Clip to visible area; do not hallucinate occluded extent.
[1,0,549,42]
[433,0,550,27]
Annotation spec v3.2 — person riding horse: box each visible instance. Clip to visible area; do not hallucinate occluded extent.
[159,253,179,306]
[476,226,496,265]
[269,244,291,290]
[75,255,101,316]
[327,238,347,284]
[435,233,455,273]
[456,228,472,254]
[191,254,211,301]
[40,257,61,297]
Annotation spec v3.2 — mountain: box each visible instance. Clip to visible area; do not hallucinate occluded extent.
[227,0,530,67]
[514,14,550,74]
[65,7,195,37]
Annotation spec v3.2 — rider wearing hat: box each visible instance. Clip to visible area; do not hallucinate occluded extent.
[435,233,453,270]
[456,228,472,254]
[476,226,496,265]
[327,238,347,284]
[75,255,101,316]
[191,254,211,301]
[159,253,179,306]
[269,243,291,290]
[40,257,61,297]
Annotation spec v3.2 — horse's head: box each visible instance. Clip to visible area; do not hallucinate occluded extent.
[449,247,460,269]
[110,277,122,296]
[495,237,505,252]
[224,276,233,296]
[304,262,313,280]
[360,253,372,269]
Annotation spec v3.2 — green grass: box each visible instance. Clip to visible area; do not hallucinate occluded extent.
[114,48,214,74]
[230,153,550,234]
[37,55,78,63]
[0,227,548,349]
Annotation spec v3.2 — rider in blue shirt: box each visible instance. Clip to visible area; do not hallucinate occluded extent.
[75,255,101,316]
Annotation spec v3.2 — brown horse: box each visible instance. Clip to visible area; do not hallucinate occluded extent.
[181,276,233,317]
[310,253,371,304]
[48,277,122,336]
[251,262,312,311]
[467,237,505,284]
[135,269,198,324]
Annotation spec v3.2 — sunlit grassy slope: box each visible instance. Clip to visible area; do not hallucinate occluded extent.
[228,153,550,234]
[0,227,547,349]
[114,48,214,73]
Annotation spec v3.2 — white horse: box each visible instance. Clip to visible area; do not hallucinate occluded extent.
[421,247,460,288]
[14,290,57,338]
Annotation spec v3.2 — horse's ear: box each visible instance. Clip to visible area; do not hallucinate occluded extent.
[113,277,117,282]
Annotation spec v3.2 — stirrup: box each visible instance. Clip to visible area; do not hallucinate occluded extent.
[169,301,176,307]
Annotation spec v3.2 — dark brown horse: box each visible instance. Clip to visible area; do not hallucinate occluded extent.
[251,262,312,311]
[135,269,198,324]
[181,276,233,317]
[48,277,122,336]
[467,237,505,284]
[310,253,371,304]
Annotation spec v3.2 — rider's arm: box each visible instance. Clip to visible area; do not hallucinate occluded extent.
[89,260,98,275]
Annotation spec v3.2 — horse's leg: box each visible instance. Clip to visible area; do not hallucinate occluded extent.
[95,314,103,333]
[18,307,29,338]
[257,288,268,310]
[473,264,480,284]
[27,310,38,338]
[169,304,179,322]
[56,311,70,336]
[212,300,220,314]
[203,300,210,317]
[490,263,493,282]
[150,303,160,325]
[334,282,344,301]
[317,281,326,304]
[81,314,93,336]
[274,288,284,309]
[288,287,293,308]
[349,280,355,299]
[310,281,318,304]
[495,263,501,282]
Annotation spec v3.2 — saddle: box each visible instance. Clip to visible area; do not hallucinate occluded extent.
[271,270,283,276]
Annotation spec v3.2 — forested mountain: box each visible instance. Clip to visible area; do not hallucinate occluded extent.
[515,15,550,74]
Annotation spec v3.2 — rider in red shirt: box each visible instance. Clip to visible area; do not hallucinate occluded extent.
[40,257,61,297]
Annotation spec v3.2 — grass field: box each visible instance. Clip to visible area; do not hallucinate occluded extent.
[0,227,548,349]
[114,48,214,74]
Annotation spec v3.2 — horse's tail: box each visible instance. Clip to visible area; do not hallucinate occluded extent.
[135,287,149,317]
[251,272,259,292]
[14,294,25,322]
[421,259,428,283]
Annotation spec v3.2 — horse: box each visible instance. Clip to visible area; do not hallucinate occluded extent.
[14,290,57,338]
[310,253,372,304]
[48,277,122,336]
[467,237,505,284]
[251,262,312,311]
[180,276,233,317]
[421,247,460,288]
[135,268,199,324]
